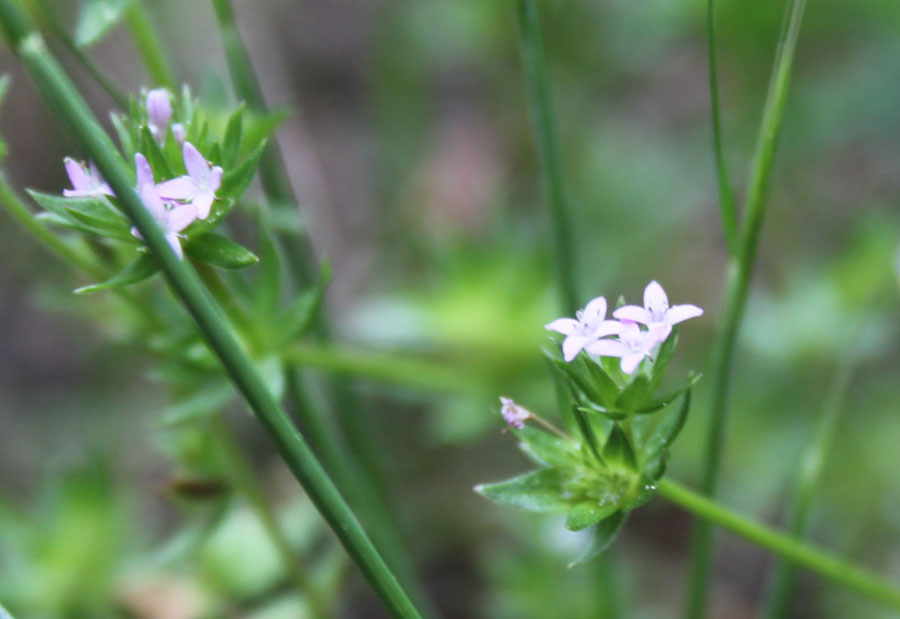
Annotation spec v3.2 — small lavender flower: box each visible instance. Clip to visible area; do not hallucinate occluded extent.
[545,296,624,362]
[132,153,197,259]
[613,281,703,342]
[587,320,669,375]
[146,88,172,143]
[156,142,223,220]
[62,158,113,198]
[171,122,186,146]
[500,397,531,430]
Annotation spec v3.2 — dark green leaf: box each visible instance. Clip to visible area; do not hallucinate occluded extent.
[64,196,129,233]
[603,424,637,470]
[633,372,701,415]
[275,261,332,345]
[514,426,578,469]
[184,233,259,270]
[475,468,570,514]
[583,358,622,408]
[29,191,133,240]
[649,327,679,392]
[242,106,290,157]
[218,139,266,202]
[75,0,134,48]
[614,374,651,413]
[222,104,245,169]
[565,501,618,531]
[139,125,173,179]
[254,228,281,320]
[110,112,136,161]
[568,511,628,567]
[74,253,158,294]
[642,389,692,480]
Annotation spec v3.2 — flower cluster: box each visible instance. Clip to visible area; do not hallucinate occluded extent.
[545,281,703,374]
[61,88,222,259]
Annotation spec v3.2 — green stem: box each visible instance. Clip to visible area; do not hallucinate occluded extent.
[212,415,335,619]
[706,0,738,255]
[124,2,174,89]
[283,343,477,393]
[515,0,579,313]
[0,7,421,616]
[762,356,855,618]
[659,479,900,611]
[685,1,807,617]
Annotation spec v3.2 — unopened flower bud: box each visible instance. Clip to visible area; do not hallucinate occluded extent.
[146,88,172,142]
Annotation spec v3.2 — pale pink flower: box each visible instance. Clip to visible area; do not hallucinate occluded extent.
[587,320,669,375]
[156,142,222,219]
[545,296,624,362]
[613,281,703,342]
[63,158,113,198]
[500,397,531,430]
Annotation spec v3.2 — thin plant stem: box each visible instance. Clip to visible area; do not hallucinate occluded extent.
[658,479,900,612]
[23,0,128,107]
[212,415,335,619]
[761,356,855,618]
[706,0,738,255]
[206,4,436,614]
[124,2,174,89]
[0,6,422,616]
[283,343,478,393]
[515,0,579,313]
[685,1,807,616]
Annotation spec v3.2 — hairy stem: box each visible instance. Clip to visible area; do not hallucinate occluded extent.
[0,5,422,615]
[515,0,579,313]
[685,1,807,616]
[659,479,900,612]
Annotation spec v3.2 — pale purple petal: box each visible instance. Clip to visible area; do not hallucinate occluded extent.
[140,183,166,220]
[192,191,215,220]
[146,89,172,139]
[665,304,704,325]
[208,166,223,192]
[171,123,186,146]
[613,305,652,325]
[156,176,197,200]
[164,232,183,260]
[545,318,580,336]
[135,153,154,188]
[593,319,625,338]
[644,324,672,349]
[644,281,668,314]
[582,296,607,325]
[166,203,198,233]
[64,158,91,192]
[500,397,530,429]
[586,339,628,358]
[621,353,645,375]
[183,142,210,182]
[562,335,592,362]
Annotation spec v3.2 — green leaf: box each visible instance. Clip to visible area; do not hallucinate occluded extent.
[254,228,281,320]
[110,112,136,161]
[222,103,244,169]
[514,426,578,469]
[568,511,628,567]
[75,0,134,48]
[161,382,234,426]
[74,253,158,294]
[475,468,570,514]
[29,191,133,240]
[642,389,692,480]
[544,347,609,407]
[275,261,331,346]
[565,501,618,531]
[139,125,173,179]
[649,327,679,392]
[583,358,622,407]
[614,374,651,413]
[242,106,290,157]
[218,139,266,202]
[603,424,637,470]
[184,233,259,270]
[633,372,701,415]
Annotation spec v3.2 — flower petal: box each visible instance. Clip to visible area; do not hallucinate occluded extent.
[621,353,645,375]
[166,203,198,233]
[612,305,652,325]
[644,323,671,349]
[139,183,167,220]
[208,165,223,192]
[644,281,668,312]
[665,304,704,325]
[545,318,580,336]
[582,296,607,325]
[586,339,628,358]
[64,157,91,192]
[135,153,154,189]
[183,141,210,182]
[192,191,215,220]
[562,335,592,362]
[593,320,625,338]
[156,176,197,200]
[164,232,183,260]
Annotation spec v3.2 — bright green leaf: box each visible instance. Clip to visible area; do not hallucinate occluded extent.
[514,426,578,469]
[222,104,244,169]
[603,424,637,470]
[74,253,158,294]
[75,0,134,48]
[218,139,266,202]
[184,233,259,270]
[475,468,570,514]
[565,501,618,531]
[568,511,628,567]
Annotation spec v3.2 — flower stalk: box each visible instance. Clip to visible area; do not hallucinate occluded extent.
[0,3,423,616]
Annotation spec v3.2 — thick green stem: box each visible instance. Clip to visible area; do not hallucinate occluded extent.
[515,0,579,313]
[762,357,855,618]
[213,416,334,619]
[0,5,421,616]
[659,479,900,611]
[124,3,174,89]
[685,2,807,617]
[706,0,738,255]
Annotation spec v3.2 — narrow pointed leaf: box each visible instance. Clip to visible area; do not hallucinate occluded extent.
[139,125,173,179]
[218,139,265,201]
[475,468,570,513]
[566,501,618,531]
[649,327,679,392]
[615,374,651,413]
[75,0,134,48]
[514,426,578,469]
[74,253,158,294]
[222,103,244,168]
[275,260,332,345]
[603,424,637,470]
[568,511,628,567]
[184,233,259,270]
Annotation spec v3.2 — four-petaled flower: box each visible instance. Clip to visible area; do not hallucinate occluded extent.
[613,280,703,342]
[544,296,623,362]
[146,88,172,143]
[63,158,113,198]
[132,153,198,260]
[587,320,669,375]
[500,397,531,430]
[157,142,223,219]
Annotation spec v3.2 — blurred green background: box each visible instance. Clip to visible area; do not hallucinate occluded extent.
[0,0,899,617]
